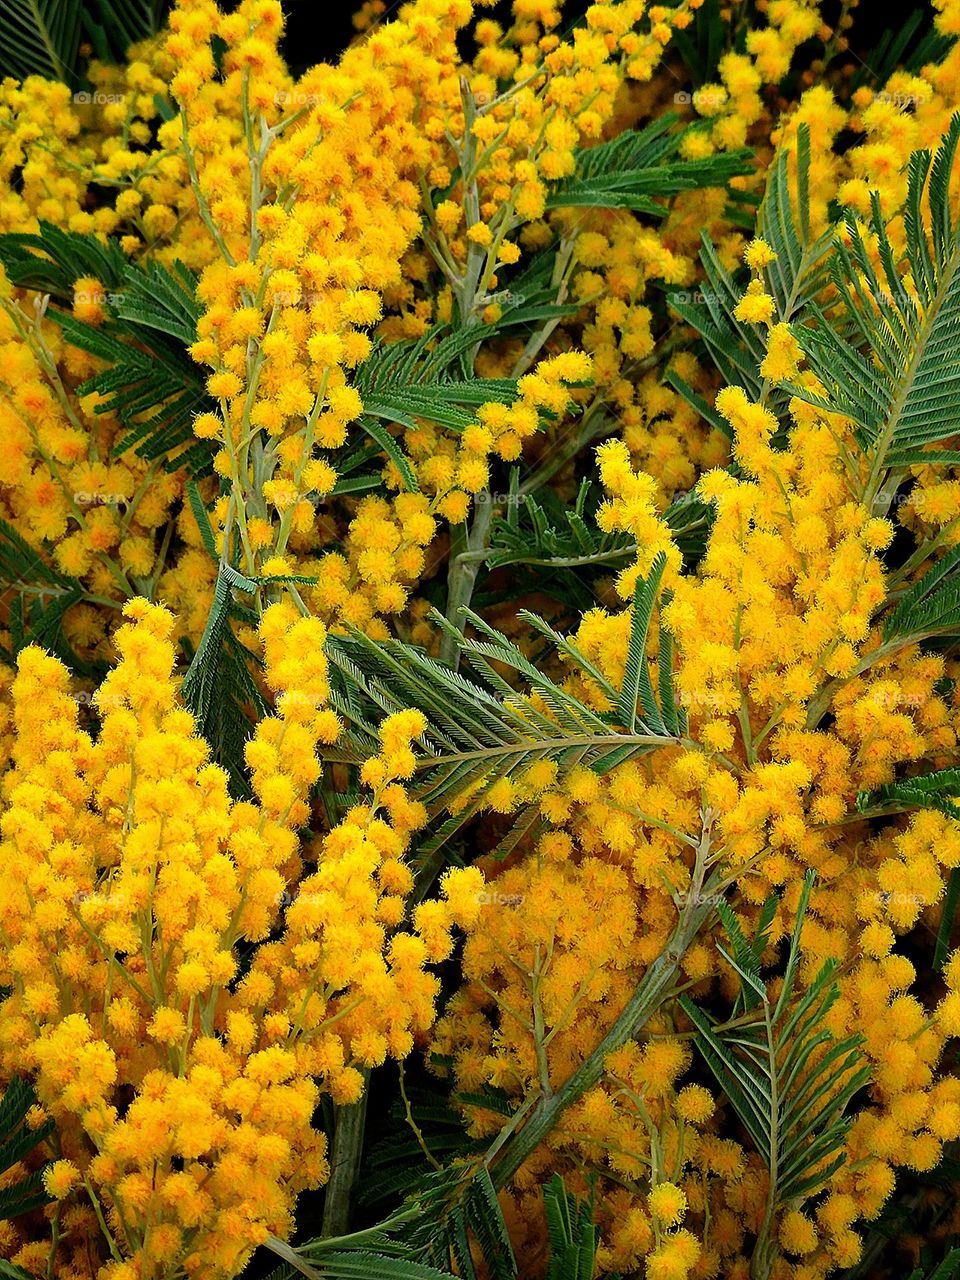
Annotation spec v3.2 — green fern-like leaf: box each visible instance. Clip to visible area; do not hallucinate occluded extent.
[0,519,90,672]
[380,1163,517,1280]
[352,326,524,489]
[360,1087,487,1209]
[180,561,273,796]
[543,1175,598,1280]
[851,9,954,92]
[0,226,214,476]
[0,0,83,83]
[883,543,960,646]
[326,556,684,866]
[477,476,711,619]
[785,114,960,504]
[265,1234,458,1280]
[0,222,128,299]
[483,476,634,573]
[668,0,727,88]
[82,0,168,63]
[667,124,833,426]
[855,766,960,823]
[618,551,667,733]
[907,1247,960,1280]
[0,1076,55,1222]
[0,0,167,82]
[679,872,871,1275]
[546,114,753,213]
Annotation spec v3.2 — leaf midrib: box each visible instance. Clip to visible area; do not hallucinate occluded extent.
[419,730,677,769]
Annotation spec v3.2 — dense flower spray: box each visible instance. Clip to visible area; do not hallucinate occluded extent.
[1,0,960,1278]
[0,600,481,1279]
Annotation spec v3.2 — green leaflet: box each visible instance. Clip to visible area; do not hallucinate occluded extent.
[668,0,727,87]
[383,1164,517,1280]
[0,0,168,82]
[884,544,960,646]
[854,765,960,971]
[360,1084,488,1209]
[618,550,667,734]
[81,0,168,63]
[850,9,954,93]
[351,324,522,489]
[264,1234,458,1280]
[180,562,266,797]
[856,765,960,824]
[907,1247,960,1280]
[543,1175,598,1280]
[0,222,129,299]
[481,474,636,592]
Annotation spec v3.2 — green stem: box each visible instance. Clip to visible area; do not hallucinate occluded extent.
[320,1076,370,1237]
[439,495,493,668]
[488,815,720,1189]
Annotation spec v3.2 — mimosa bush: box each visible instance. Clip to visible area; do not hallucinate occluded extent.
[0,1,959,1279]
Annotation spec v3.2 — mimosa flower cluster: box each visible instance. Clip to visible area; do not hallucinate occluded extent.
[0,601,480,1279]
[0,0,960,1278]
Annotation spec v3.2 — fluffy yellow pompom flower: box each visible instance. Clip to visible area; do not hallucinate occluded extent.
[648,1181,687,1227]
[42,1160,81,1200]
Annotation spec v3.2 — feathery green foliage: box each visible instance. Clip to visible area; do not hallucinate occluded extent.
[545,114,753,213]
[542,1175,598,1280]
[0,0,168,82]
[680,873,871,1276]
[786,114,960,504]
[884,543,960,646]
[388,1164,516,1280]
[0,1077,54,1224]
[480,473,712,583]
[326,555,683,863]
[907,1249,960,1280]
[264,1232,459,1280]
[0,0,83,82]
[667,124,832,424]
[856,766,960,823]
[0,518,89,672]
[0,225,213,476]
